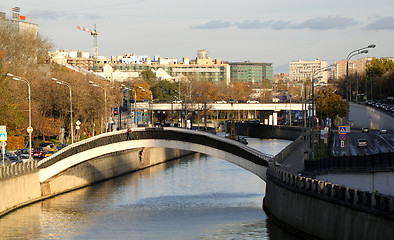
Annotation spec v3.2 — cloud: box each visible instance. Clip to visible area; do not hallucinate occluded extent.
[365,17,394,30]
[294,16,358,30]
[192,16,359,31]
[192,20,233,29]
[236,19,291,30]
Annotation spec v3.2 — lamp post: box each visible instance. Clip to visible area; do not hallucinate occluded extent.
[344,44,375,156]
[89,81,107,133]
[345,44,376,125]
[309,65,334,160]
[52,78,74,144]
[7,73,32,161]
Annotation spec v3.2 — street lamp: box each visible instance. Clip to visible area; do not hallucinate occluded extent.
[345,44,376,125]
[52,77,74,144]
[89,81,107,133]
[7,73,33,161]
[309,65,334,160]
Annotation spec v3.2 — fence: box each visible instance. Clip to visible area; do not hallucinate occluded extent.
[0,160,38,179]
[267,167,394,220]
[304,151,394,173]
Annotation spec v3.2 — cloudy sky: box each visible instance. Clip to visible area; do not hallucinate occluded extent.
[2,0,394,72]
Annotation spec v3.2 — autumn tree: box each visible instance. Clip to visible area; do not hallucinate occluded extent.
[316,87,347,124]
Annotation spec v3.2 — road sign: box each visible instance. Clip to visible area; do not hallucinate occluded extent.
[338,126,347,134]
[75,126,80,130]
[76,120,81,126]
[27,126,33,133]
[0,132,6,141]
[341,140,345,148]
[323,133,328,139]
[339,134,346,141]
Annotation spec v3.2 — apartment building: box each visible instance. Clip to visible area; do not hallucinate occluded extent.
[229,62,273,83]
[334,57,374,79]
[289,59,328,83]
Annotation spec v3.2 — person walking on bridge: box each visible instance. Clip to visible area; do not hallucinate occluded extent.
[127,125,132,140]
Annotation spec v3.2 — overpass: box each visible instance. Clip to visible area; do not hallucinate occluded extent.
[135,102,305,111]
[37,127,273,184]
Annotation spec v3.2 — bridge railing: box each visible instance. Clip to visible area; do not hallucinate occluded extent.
[38,127,273,169]
[267,167,394,220]
[0,160,38,179]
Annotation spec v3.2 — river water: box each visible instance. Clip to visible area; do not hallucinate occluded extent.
[0,138,300,240]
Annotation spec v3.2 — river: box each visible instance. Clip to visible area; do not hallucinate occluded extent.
[0,138,301,240]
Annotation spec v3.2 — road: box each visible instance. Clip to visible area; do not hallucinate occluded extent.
[332,130,394,156]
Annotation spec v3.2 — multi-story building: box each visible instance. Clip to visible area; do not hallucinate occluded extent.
[334,57,374,79]
[289,59,328,83]
[229,62,273,83]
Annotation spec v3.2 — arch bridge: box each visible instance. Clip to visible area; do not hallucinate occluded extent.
[37,127,273,184]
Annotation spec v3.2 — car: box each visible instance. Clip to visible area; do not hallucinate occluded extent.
[32,147,46,158]
[228,99,238,103]
[15,149,30,159]
[56,143,69,151]
[172,100,182,103]
[247,100,259,104]
[379,128,388,134]
[361,127,369,133]
[215,100,227,104]
[45,150,57,157]
[7,155,22,165]
[357,139,368,147]
[39,141,54,148]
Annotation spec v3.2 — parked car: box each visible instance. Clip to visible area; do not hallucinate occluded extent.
[215,100,227,104]
[15,149,30,159]
[56,143,69,151]
[379,128,388,134]
[45,150,57,157]
[361,127,369,133]
[32,147,46,158]
[357,139,368,147]
[39,141,54,148]
[228,99,238,103]
[7,155,22,165]
[247,100,259,103]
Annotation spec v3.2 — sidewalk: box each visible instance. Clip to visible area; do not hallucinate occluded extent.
[278,142,304,175]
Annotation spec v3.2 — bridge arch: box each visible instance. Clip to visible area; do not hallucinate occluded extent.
[38,127,272,183]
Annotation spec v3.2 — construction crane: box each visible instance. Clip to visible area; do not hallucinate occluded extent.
[77,24,99,60]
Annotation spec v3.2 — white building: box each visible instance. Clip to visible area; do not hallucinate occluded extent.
[289,59,328,84]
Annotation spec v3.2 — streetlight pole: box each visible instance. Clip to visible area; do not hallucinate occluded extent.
[7,73,32,161]
[345,44,376,125]
[344,44,375,156]
[309,65,334,160]
[89,81,107,133]
[52,78,74,144]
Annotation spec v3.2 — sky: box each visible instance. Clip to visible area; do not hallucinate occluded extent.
[1,0,394,73]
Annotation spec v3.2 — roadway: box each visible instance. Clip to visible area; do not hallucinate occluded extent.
[332,130,394,156]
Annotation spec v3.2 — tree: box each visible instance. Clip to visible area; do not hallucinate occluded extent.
[140,69,157,83]
[150,80,178,101]
[365,58,394,78]
[316,87,347,124]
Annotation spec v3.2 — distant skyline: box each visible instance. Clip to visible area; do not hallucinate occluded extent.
[2,0,394,73]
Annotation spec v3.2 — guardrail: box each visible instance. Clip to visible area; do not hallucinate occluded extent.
[267,167,394,220]
[0,160,38,179]
[304,151,394,173]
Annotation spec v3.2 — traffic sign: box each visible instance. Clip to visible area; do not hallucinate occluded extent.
[76,120,81,126]
[27,126,33,133]
[75,126,80,130]
[339,134,346,141]
[338,126,347,134]
[341,141,345,148]
[0,132,6,141]
[323,133,328,139]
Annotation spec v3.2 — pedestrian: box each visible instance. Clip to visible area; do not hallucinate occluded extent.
[127,125,132,140]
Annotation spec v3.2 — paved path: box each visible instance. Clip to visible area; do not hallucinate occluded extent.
[278,142,304,175]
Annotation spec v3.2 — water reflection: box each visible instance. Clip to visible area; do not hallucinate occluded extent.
[0,139,298,240]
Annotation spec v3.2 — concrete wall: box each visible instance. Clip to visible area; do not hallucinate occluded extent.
[264,167,394,240]
[0,171,42,216]
[234,122,302,141]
